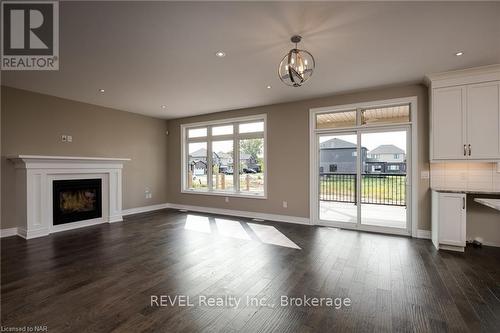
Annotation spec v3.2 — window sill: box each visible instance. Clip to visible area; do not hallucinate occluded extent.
[181,189,267,200]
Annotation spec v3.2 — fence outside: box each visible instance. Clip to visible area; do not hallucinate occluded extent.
[319,173,406,206]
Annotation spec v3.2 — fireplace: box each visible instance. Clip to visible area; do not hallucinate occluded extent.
[53,179,102,225]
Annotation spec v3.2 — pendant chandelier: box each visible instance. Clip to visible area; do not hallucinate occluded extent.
[278,35,315,87]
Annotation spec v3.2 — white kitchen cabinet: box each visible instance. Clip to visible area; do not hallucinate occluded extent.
[431,191,466,252]
[432,86,466,159]
[466,82,500,159]
[427,65,500,161]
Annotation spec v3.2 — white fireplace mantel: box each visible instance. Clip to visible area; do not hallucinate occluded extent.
[8,155,131,239]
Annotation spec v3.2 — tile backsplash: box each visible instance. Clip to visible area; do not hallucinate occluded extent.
[430,162,500,192]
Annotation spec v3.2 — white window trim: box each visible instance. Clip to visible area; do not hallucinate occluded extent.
[181,114,268,199]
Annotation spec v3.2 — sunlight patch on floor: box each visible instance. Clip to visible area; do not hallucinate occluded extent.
[247,223,301,249]
[184,215,211,233]
[215,218,251,240]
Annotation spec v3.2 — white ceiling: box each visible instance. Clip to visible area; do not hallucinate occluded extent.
[2,1,500,119]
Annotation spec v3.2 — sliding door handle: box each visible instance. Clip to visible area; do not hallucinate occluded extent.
[463,197,465,210]
[468,144,471,156]
[464,144,467,156]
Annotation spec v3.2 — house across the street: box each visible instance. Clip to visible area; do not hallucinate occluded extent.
[319,139,406,174]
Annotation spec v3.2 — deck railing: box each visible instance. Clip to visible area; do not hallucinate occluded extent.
[319,173,406,206]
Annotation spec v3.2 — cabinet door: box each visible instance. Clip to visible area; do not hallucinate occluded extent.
[438,193,466,246]
[466,82,500,159]
[432,87,466,160]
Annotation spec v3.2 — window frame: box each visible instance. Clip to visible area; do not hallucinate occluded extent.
[181,114,267,199]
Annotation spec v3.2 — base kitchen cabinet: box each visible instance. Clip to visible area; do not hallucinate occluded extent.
[431,190,466,252]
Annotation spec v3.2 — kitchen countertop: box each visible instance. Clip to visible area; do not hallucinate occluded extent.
[431,188,500,195]
[474,198,500,211]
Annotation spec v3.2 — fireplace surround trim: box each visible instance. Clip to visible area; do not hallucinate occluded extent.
[7,155,130,239]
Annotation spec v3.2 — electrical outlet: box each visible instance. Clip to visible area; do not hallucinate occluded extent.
[67,135,73,143]
[225,197,229,203]
[283,201,288,208]
[61,135,67,142]
[145,188,151,199]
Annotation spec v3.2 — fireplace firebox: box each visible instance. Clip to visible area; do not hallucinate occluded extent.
[53,179,102,225]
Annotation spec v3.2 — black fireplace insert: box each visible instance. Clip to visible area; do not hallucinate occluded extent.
[53,179,102,225]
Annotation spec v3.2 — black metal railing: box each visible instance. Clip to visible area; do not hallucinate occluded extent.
[320,173,406,206]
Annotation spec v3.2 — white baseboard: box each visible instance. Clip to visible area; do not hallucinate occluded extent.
[482,240,500,247]
[0,228,19,238]
[416,229,431,239]
[167,203,311,225]
[122,203,170,216]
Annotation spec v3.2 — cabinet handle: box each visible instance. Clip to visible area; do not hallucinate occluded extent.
[468,144,471,156]
[464,144,467,156]
[463,197,465,210]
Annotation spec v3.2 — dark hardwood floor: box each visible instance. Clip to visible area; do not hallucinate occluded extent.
[2,209,500,332]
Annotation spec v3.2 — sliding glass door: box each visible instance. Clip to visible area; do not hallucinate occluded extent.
[313,102,412,236]
[316,127,410,233]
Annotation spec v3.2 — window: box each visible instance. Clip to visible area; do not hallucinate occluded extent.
[361,105,410,125]
[182,115,266,197]
[388,165,399,171]
[329,164,337,172]
[394,154,400,159]
[316,110,356,129]
[315,104,411,130]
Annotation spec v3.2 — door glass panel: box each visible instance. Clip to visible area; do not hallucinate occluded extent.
[316,110,357,129]
[318,133,357,223]
[360,130,407,228]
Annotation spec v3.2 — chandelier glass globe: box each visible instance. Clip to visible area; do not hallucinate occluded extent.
[278,35,315,87]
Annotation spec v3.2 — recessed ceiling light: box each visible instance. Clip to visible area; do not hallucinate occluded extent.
[455,51,464,56]
[215,51,226,58]
[266,85,272,89]
[161,105,167,109]
[98,89,105,93]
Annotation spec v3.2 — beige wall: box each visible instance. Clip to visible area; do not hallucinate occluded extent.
[167,84,432,230]
[466,194,500,247]
[1,86,168,229]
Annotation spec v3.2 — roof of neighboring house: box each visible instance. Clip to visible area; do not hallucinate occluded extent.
[320,138,367,150]
[214,151,232,160]
[320,138,356,149]
[368,144,405,155]
[189,148,207,157]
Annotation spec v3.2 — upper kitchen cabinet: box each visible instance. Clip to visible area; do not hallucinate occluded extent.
[427,65,500,161]
[466,82,499,159]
